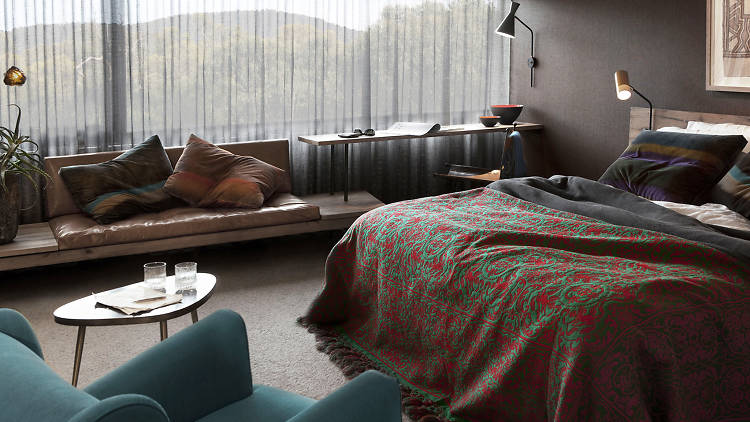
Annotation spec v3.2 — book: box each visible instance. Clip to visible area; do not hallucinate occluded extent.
[94,285,183,315]
[381,122,441,136]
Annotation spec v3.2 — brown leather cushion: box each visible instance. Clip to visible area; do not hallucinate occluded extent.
[50,193,320,250]
[164,135,291,209]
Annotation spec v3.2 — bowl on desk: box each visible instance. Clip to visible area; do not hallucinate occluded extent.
[479,116,501,127]
[490,104,524,125]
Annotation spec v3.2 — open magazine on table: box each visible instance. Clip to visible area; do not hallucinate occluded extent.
[380,122,442,136]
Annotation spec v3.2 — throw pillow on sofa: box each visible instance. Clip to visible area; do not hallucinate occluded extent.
[59,135,184,224]
[164,134,291,208]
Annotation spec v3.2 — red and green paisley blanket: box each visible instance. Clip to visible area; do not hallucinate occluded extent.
[302,188,750,421]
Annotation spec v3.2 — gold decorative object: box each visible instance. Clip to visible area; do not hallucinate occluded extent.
[3,66,26,86]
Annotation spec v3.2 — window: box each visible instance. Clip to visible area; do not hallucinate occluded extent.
[2,0,508,204]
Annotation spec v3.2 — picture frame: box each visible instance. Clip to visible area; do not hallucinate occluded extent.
[707,0,750,92]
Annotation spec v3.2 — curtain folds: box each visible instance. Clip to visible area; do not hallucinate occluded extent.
[1,0,509,222]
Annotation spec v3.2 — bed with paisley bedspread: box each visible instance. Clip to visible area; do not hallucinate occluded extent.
[301,176,750,422]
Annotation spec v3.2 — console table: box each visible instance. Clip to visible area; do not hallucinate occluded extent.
[298,122,544,201]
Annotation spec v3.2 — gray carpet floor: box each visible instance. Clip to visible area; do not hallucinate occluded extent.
[0,233,349,400]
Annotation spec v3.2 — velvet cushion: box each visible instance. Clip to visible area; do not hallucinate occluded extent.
[0,334,99,422]
[598,130,747,204]
[195,386,315,422]
[164,134,291,208]
[711,152,750,218]
[58,136,183,224]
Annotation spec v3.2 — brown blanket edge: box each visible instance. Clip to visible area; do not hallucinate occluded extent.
[297,316,448,422]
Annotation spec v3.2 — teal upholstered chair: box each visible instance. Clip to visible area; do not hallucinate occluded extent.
[0,308,402,422]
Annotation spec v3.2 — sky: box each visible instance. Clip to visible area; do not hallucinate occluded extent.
[0,0,481,31]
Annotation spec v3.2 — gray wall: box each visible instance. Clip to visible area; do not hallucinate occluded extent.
[510,0,750,179]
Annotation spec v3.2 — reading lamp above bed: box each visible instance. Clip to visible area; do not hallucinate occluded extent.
[615,70,653,130]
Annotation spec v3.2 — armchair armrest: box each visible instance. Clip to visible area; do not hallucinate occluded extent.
[0,308,43,358]
[84,310,253,422]
[69,394,168,422]
[287,370,402,422]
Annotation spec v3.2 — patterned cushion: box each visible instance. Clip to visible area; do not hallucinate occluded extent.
[712,153,750,218]
[599,130,747,204]
[164,134,291,208]
[59,136,182,224]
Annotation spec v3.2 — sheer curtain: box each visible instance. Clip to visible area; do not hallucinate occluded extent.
[1,0,509,221]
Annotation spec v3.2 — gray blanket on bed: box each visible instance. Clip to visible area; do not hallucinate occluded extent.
[488,176,750,263]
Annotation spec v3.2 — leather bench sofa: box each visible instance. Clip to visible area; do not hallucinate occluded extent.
[0,138,381,271]
[44,139,321,251]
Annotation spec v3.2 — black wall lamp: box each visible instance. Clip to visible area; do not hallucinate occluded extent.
[614,70,653,130]
[496,1,536,87]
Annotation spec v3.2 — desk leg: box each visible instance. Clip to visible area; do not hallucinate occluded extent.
[160,321,168,341]
[344,144,349,202]
[330,145,335,195]
[191,310,198,324]
[72,326,86,387]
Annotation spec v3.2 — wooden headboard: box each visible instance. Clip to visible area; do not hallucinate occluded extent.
[629,107,750,143]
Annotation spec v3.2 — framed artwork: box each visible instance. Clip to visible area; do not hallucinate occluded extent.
[707,0,750,92]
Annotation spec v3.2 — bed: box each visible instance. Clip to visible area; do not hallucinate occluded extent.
[301,108,750,421]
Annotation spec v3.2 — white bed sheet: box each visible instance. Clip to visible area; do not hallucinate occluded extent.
[651,200,750,232]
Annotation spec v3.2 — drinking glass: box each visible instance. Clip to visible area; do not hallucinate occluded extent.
[143,262,167,290]
[175,262,197,290]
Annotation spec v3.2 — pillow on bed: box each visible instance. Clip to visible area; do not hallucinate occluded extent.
[686,121,750,146]
[59,135,183,224]
[164,134,291,208]
[658,121,750,153]
[711,152,750,218]
[598,130,747,204]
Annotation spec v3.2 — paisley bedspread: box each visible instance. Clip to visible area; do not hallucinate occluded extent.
[302,186,750,421]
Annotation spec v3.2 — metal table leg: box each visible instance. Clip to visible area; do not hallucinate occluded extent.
[330,145,335,195]
[344,144,349,202]
[71,326,86,387]
[191,310,198,324]
[160,321,168,341]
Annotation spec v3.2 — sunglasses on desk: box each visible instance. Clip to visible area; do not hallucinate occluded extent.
[338,128,375,138]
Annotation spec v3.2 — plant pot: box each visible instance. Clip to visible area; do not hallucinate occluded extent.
[0,175,20,244]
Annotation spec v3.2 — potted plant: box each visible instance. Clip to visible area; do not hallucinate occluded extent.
[0,104,49,244]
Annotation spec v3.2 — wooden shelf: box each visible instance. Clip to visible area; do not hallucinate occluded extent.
[301,191,384,220]
[298,122,544,146]
[0,192,383,272]
[0,223,57,258]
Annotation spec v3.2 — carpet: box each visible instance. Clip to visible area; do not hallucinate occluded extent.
[0,233,348,399]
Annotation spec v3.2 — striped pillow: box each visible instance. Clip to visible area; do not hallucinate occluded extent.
[59,135,183,224]
[712,153,750,218]
[164,135,291,208]
[599,130,746,204]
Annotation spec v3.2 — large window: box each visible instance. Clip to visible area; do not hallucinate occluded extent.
[2,0,508,209]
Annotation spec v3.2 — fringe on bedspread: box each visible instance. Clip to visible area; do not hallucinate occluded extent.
[297,316,447,422]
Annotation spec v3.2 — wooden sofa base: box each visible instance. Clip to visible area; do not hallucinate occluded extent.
[0,191,382,272]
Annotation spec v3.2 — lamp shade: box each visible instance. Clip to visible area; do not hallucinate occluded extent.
[496,1,520,38]
[614,70,632,101]
[3,66,26,86]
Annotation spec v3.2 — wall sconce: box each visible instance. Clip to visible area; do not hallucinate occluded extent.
[614,70,653,130]
[3,66,26,86]
[496,1,536,88]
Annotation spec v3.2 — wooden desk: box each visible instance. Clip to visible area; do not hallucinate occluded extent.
[298,122,543,200]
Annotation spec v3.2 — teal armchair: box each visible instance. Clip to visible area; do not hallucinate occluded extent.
[0,308,402,422]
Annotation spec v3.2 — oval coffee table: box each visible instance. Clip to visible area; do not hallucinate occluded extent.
[53,273,216,386]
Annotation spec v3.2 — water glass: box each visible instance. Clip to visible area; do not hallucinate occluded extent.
[175,262,198,290]
[143,262,167,290]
